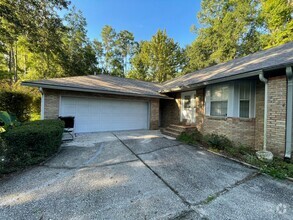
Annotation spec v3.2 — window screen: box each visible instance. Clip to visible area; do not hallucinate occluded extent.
[210,85,228,116]
[211,101,228,116]
[239,82,250,118]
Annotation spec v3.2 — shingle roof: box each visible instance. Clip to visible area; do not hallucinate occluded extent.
[162,42,293,91]
[22,74,167,99]
[22,42,293,97]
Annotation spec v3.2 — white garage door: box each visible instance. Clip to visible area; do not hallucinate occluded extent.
[60,96,149,133]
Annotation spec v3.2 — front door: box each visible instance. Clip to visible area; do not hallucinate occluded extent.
[181,91,196,124]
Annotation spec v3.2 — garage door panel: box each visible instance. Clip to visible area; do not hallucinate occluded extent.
[60,97,149,133]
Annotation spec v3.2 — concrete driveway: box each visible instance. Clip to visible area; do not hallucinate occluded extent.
[0,130,292,220]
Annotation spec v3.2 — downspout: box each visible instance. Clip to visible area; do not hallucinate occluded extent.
[259,72,268,151]
[285,66,293,159]
[39,87,44,120]
[256,72,273,161]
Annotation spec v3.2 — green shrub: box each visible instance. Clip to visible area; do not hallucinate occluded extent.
[0,137,7,173]
[1,119,64,172]
[177,128,203,145]
[0,91,33,122]
[245,155,293,179]
[204,133,234,150]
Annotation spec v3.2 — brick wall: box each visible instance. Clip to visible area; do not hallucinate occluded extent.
[44,89,59,119]
[43,89,160,130]
[160,93,181,127]
[266,75,287,155]
[202,117,256,147]
[255,81,265,150]
[160,90,205,130]
[150,99,159,129]
[161,85,263,148]
[161,76,288,155]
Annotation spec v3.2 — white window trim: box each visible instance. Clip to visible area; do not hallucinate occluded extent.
[210,84,229,117]
[205,81,256,118]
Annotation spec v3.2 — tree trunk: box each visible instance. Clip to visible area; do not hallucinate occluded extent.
[14,42,18,83]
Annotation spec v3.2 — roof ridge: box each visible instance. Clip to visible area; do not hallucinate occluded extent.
[89,74,161,86]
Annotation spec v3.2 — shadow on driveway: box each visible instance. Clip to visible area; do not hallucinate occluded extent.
[0,130,292,220]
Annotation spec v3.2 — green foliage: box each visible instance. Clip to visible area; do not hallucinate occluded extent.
[129,30,187,82]
[0,111,18,131]
[0,111,12,127]
[62,7,98,77]
[177,130,292,179]
[185,0,292,73]
[204,133,234,150]
[177,128,203,145]
[0,91,32,122]
[1,119,64,174]
[245,155,293,179]
[260,0,293,48]
[1,0,291,86]
[0,136,7,172]
[0,0,70,83]
[95,25,136,77]
[0,1,100,85]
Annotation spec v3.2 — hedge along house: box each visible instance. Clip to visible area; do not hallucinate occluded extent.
[22,42,293,158]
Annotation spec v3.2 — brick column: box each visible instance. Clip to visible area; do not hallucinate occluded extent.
[150,99,159,129]
[266,75,287,155]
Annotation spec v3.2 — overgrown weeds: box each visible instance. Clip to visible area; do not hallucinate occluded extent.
[177,130,293,179]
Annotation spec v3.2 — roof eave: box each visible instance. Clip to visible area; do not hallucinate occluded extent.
[161,62,293,93]
[21,82,173,100]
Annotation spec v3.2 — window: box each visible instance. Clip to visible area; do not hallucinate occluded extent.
[239,82,250,118]
[210,85,228,116]
[184,95,191,108]
[205,81,255,118]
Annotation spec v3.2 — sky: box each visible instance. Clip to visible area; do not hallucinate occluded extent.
[66,0,201,47]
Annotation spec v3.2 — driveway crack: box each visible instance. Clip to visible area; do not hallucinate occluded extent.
[192,171,260,207]
[112,133,191,207]
[137,144,181,155]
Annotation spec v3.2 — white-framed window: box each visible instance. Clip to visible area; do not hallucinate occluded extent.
[210,85,229,117]
[205,80,255,118]
[239,82,250,118]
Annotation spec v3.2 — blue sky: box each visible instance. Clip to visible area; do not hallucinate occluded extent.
[66,0,201,47]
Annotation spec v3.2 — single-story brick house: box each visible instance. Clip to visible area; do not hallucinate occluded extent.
[23,42,293,158]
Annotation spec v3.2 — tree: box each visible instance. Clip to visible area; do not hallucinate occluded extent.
[128,41,150,80]
[93,39,104,73]
[0,0,70,83]
[116,30,135,75]
[61,7,98,76]
[185,0,292,73]
[129,30,186,82]
[260,0,293,48]
[185,0,262,72]
[95,25,136,77]
[101,25,117,74]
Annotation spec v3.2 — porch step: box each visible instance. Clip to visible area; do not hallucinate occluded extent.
[170,124,197,132]
[161,124,198,138]
[161,129,180,138]
[165,126,183,133]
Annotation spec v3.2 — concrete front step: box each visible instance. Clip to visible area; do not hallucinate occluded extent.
[161,124,198,138]
[165,126,183,133]
[169,124,197,129]
[161,129,180,138]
